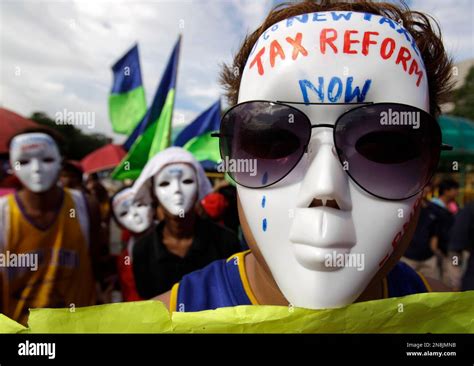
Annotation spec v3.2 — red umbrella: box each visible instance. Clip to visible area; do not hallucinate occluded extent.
[0,108,41,154]
[81,144,126,174]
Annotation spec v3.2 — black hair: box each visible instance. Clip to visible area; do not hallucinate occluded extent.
[7,127,65,155]
[62,161,83,176]
[438,179,459,196]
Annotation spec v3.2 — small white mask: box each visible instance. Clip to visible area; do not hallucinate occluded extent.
[10,133,61,193]
[112,187,153,234]
[154,163,198,217]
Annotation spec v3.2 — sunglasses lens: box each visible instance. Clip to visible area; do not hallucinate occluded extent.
[219,101,311,187]
[334,103,441,200]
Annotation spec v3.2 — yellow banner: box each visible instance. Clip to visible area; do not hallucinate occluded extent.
[1,291,473,333]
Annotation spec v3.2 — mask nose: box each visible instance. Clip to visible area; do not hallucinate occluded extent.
[30,159,41,173]
[171,179,182,195]
[297,129,352,210]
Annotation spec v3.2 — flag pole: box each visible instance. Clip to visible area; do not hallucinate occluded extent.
[169,34,182,147]
[136,42,147,103]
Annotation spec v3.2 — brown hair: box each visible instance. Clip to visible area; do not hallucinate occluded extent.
[220,0,453,116]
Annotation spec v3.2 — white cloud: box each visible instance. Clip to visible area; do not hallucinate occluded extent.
[0,0,272,142]
[0,0,470,145]
[173,108,199,128]
[410,0,473,62]
[184,83,221,100]
[230,0,273,33]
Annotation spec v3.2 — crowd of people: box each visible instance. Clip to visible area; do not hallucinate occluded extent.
[0,128,243,324]
[1,126,473,325]
[1,0,473,328]
[402,179,474,292]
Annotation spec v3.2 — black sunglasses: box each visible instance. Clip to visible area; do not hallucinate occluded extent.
[212,101,452,201]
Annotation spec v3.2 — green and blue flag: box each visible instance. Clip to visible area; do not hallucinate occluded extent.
[108,44,147,135]
[174,100,222,170]
[112,36,181,180]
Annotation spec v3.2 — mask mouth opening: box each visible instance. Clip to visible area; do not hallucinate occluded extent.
[308,198,340,210]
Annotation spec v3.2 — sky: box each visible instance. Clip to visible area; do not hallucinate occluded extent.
[0,0,473,143]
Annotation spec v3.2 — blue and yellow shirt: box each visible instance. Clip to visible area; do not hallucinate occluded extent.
[170,250,431,312]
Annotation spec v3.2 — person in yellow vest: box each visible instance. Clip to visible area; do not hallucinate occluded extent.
[0,129,99,325]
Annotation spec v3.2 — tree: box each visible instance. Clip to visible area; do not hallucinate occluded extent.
[452,66,474,121]
[30,112,110,160]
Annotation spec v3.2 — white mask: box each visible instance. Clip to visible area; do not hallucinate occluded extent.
[154,163,198,217]
[10,133,61,193]
[237,12,429,309]
[112,187,153,234]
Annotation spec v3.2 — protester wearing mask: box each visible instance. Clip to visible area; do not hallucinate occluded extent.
[0,129,99,324]
[132,147,240,299]
[111,186,155,301]
[154,0,451,312]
